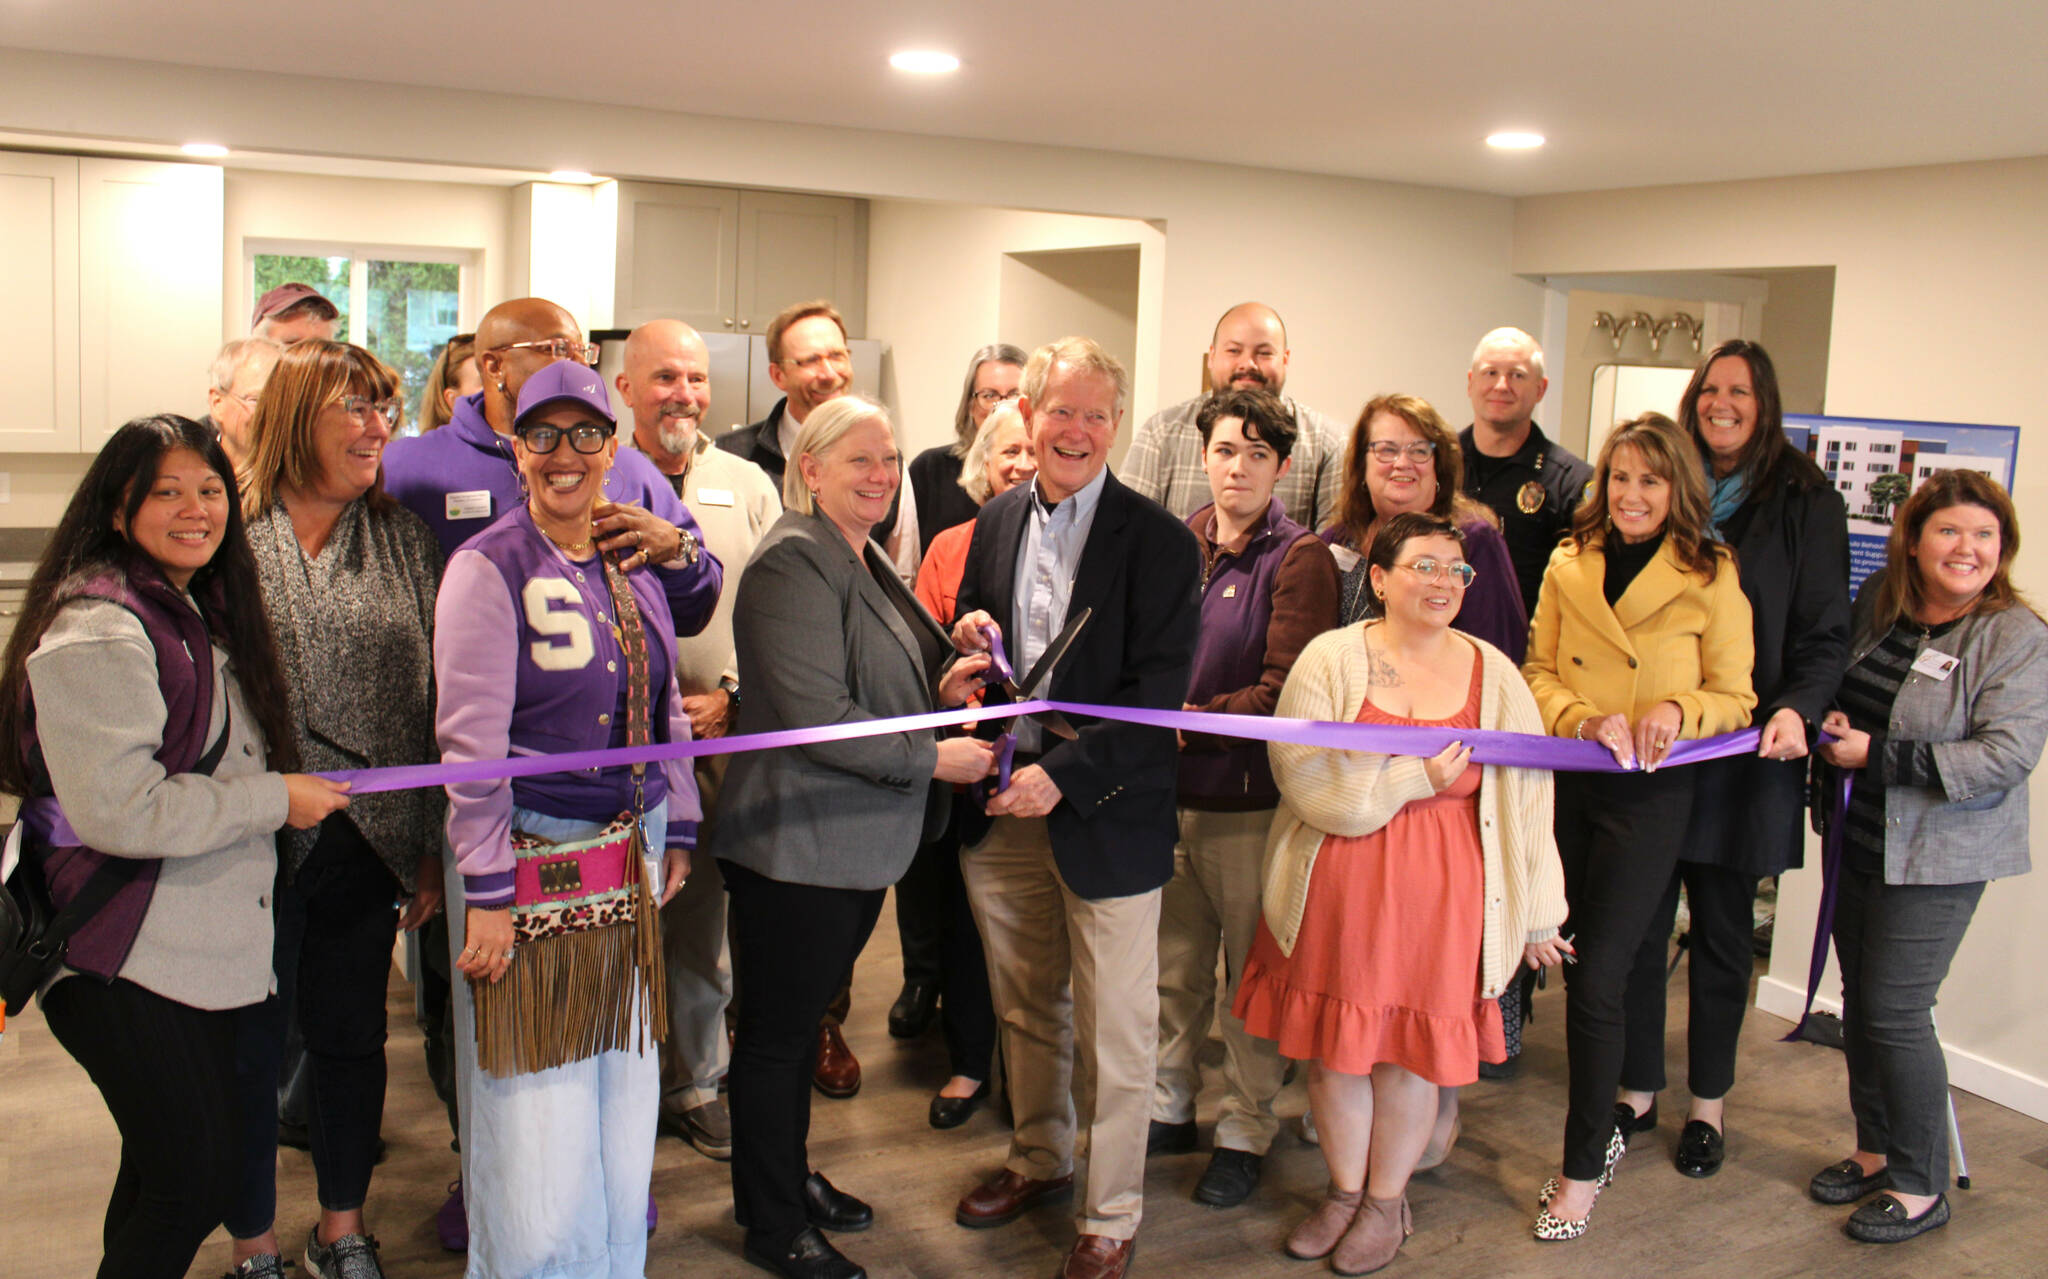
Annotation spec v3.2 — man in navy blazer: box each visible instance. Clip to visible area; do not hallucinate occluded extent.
[948,337,1201,1279]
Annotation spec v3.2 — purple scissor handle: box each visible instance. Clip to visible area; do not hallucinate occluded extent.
[979,623,1014,688]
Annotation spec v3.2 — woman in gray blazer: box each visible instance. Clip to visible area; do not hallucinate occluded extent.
[1813,470,2048,1244]
[713,394,994,1279]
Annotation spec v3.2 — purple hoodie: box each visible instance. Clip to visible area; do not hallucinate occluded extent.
[383,390,722,635]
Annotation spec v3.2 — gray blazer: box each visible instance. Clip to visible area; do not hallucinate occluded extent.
[1843,576,2048,884]
[712,509,948,890]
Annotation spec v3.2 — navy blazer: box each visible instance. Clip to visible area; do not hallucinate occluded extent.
[954,470,1202,899]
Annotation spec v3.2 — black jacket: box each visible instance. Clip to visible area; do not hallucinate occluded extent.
[909,443,981,555]
[716,399,791,485]
[1682,470,1852,875]
[953,471,1201,899]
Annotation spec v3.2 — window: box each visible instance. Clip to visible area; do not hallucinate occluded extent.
[250,243,477,430]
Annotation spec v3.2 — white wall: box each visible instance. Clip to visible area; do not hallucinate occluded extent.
[1519,155,2048,1120]
[866,201,1164,457]
[0,50,1539,454]
[221,168,511,342]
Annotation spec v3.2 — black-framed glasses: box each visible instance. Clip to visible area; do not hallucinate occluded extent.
[492,337,600,366]
[516,422,614,454]
[972,388,1013,406]
[1397,557,1477,588]
[1367,440,1437,465]
[332,395,405,426]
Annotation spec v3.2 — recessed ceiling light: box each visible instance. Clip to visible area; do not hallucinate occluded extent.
[1486,131,1545,151]
[180,142,230,158]
[548,170,597,183]
[889,50,960,74]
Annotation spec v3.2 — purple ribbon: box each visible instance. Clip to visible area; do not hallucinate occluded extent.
[1782,770,1853,1043]
[317,699,1766,795]
[980,624,1013,687]
[20,797,81,847]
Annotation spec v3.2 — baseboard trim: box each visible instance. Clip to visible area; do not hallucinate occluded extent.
[1756,976,2048,1123]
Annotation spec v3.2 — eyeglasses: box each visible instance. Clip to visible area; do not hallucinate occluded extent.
[1396,557,1477,588]
[972,389,1014,406]
[492,338,600,367]
[783,348,853,375]
[1367,440,1437,465]
[516,422,614,455]
[332,395,404,426]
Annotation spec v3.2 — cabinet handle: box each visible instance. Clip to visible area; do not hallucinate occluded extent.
[740,318,751,329]
[724,317,735,328]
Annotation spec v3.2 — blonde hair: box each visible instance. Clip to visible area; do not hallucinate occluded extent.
[958,399,1025,505]
[1021,337,1128,418]
[241,339,399,518]
[783,394,895,515]
[1570,412,1723,581]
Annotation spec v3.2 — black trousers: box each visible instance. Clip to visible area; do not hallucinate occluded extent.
[227,815,400,1235]
[894,831,949,988]
[723,858,885,1246]
[42,976,241,1279]
[1554,768,1694,1180]
[1836,868,1984,1196]
[1619,861,1759,1100]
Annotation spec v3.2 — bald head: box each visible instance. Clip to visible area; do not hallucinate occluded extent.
[1466,327,1549,443]
[475,297,584,433]
[618,320,712,467]
[1206,302,1290,396]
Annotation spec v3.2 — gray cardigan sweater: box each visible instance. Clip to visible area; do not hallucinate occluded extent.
[1843,580,2048,884]
[27,599,289,1009]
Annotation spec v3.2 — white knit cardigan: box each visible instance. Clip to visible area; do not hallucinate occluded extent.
[1260,622,1569,998]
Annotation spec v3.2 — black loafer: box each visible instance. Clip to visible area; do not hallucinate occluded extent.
[1612,1100,1658,1144]
[1809,1159,1893,1205]
[803,1171,873,1232]
[929,1081,991,1130]
[1191,1147,1263,1207]
[1846,1193,1950,1244]
[1146,1118,1199,1156]
[887,981,939,1039]
[743,1225,866,1279]
[1674,1120,1724,1178]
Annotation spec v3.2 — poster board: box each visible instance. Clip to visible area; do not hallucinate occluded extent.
[1783,413,2021,596]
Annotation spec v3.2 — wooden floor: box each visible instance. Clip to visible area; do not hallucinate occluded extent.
[3,897,2045,1279]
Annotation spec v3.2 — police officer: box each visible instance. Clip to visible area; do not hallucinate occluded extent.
[1458,328,1593,614]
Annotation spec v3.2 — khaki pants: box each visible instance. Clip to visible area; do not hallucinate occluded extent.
[660,756,731,1112]
[963,815,1162,1241]
[1152,806,1286,1154]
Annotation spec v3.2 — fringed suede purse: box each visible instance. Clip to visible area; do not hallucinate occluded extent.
[470,553,668,1076]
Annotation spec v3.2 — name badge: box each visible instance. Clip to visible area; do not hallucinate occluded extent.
[446,489,493,521]
[1329,544,1361,573]
[696,487,735,507]
[1911,648,1960,681]
[1221,584,1238,598]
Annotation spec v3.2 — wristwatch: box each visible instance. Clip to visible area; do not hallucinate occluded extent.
[718,675,741,711]
[666,527,702,566]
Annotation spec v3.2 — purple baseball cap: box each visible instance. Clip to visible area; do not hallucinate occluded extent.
[514,359,617,433]
[251,282,339,328]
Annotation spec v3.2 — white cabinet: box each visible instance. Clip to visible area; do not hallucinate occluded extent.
[0,152,80,452]
[78,159,225,452]
[614,182,865,336]
[0,152,223,455]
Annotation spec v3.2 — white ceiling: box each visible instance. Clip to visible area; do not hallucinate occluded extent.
[3,0,2043,196]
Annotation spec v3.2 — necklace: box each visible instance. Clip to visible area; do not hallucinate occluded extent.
[530,504,595,555]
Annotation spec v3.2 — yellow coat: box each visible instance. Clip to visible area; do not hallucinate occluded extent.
[1522,538,1757,740]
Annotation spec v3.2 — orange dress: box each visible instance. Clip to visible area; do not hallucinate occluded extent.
[1233,660,1505,1085]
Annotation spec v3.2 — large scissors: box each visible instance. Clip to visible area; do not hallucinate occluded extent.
[976,607,1091,797]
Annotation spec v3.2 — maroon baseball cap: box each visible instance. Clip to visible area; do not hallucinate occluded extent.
[515,360,617,433]
[251,282,339,328]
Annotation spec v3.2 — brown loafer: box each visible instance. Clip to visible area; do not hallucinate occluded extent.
[813,1022,861,1099]
[954,1170,1075,1228]
[1057,1234,1135,1279]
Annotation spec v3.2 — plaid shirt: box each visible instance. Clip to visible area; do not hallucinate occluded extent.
[1118,393,1347,530]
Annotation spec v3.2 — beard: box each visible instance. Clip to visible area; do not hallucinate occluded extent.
[656,407,700,456]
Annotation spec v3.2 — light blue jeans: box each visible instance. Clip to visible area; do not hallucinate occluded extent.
[447,803,668,1279]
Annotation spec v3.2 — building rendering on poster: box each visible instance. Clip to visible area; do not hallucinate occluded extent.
[1783,414,2022,595]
